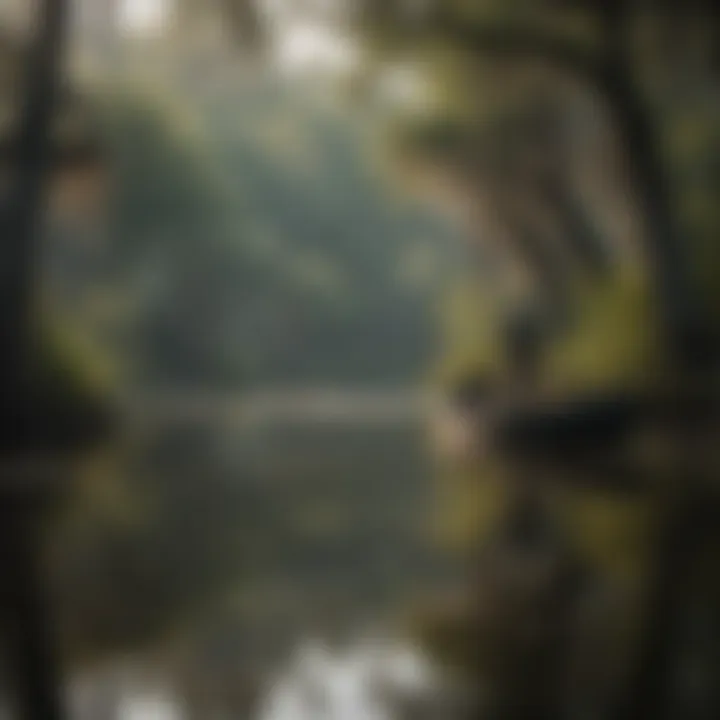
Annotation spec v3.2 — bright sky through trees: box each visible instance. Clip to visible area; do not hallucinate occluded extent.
[119,0,171,36]
[115,0,359,74]
[272,21,360,76]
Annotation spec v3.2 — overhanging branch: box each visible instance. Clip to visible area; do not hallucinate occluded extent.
[432,13,705,364]
[434,14,606,88]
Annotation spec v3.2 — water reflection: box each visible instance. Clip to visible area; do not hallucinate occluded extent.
[256,636,441,720]
[69,666,185,720]
[62,635,450,720]
[118,695,184,720]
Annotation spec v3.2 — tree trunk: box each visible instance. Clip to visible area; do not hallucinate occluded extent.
[0,1,71,719]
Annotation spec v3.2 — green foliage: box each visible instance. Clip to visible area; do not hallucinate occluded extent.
[432,463,506,553]
[546,272,665,392]
[70,81,466,389]
[35,321,116,409]
[434,278,504,386]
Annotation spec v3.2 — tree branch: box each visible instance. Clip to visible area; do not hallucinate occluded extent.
[434,14,606,87]
[535,175,612,277]
[220,0,264,49]
[494,204,571,310]
[435,12,706,367]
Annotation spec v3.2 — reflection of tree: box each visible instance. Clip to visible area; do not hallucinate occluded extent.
[256,637,442,720]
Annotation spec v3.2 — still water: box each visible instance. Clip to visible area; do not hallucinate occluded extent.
[65,394,459,719]
[70,636,445,720]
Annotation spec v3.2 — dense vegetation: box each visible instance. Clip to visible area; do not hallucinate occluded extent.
[46,76,466,391]
[3,3,719,719]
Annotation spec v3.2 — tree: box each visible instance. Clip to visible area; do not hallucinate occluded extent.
[0,2,111,718]
[336,3,720,719]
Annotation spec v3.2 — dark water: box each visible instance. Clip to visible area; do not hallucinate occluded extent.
[126,406,452,670]
[60,412,453,718]
[216,418,444,646]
